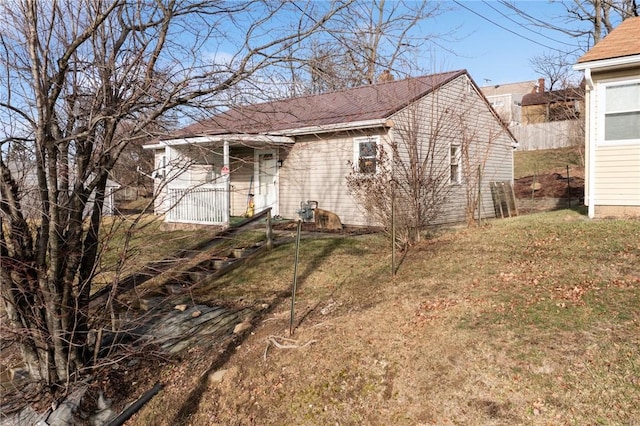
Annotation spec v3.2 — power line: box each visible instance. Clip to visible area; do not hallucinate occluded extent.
[497,0,585,38]
[481,0,576,47]
[452,0,566,52]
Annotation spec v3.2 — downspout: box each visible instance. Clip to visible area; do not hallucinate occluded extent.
[584,68,596,218]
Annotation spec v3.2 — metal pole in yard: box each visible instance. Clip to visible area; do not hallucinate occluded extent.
[567,165,571,207]
[477,165,482,224]
[289,219,302,336]
[266,208,273,250]
[391,187,396,277]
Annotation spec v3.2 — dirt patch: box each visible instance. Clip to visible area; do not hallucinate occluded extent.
[513,167,584,214]
[513,169,584,201]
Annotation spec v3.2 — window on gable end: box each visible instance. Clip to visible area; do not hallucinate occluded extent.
[450,144,461,184]
[353,136,379,174]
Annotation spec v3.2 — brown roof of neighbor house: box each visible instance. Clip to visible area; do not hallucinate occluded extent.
[577,16,640,63]
[521,87,585,107]
[168,70,467,138]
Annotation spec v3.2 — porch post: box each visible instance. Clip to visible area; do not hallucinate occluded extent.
[223,140,230,224]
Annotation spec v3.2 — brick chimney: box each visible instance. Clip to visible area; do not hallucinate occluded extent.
[536,78,545,93]
[378,69,394,83]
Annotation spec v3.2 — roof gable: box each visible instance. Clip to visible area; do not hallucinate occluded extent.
[578,17,640,64]
[171,70,467,138]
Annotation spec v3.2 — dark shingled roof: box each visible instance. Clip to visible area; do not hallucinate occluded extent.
[577,16,640,64]
[522,87,584,107]
[168,70,466,139]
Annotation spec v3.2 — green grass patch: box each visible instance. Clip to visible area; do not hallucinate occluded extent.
[514,146,583,178]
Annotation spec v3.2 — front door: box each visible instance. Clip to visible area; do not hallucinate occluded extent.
[254,149,278,215]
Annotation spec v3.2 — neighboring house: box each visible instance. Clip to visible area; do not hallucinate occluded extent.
[3,160,121,218]
[574,16,640,218]
[482,79,584,151]
[480,79,538,126]
[144,70,517,227]
[521,85,585,125]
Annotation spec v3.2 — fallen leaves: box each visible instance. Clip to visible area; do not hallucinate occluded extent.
[553,285,587,306]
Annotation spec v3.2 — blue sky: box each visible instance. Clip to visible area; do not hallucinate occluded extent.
[426,1,594,86]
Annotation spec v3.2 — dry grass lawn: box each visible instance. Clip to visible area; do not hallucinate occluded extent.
[514,146,583,179]
[119,210,639,425]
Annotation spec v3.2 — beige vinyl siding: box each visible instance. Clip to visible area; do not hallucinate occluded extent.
[594,145,640,205]
[278,74,514,226]
[390,74,514,225]
[586,69,640,213]
[279,131,388,226]
[592,68,639,82]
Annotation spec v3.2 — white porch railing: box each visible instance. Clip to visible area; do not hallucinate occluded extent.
[166,184,228,225]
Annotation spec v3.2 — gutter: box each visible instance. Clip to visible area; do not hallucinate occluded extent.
[578,66,596,218]
[573,54,640,72]
[280,118,392,136]
[143,119,394,150]
[143,134,295,149]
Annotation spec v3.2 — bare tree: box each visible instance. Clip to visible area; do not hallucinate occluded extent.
[283,0,448,94]
[0,0,349,387]
[560,0,638,44]
[503,0,638,50]
[529,51,580,91]
[346,77,506,247]
[458,115,509,226]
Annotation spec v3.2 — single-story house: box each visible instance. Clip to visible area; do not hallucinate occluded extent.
[521,84,584,125]
[574,16,640,218]
[144,70,517,227]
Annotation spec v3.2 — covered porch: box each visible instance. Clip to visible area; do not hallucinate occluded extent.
[144,134,294,226]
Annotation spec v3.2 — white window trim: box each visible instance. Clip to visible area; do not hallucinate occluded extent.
[353,135,380,173]
[597,77,640,146]
[450,144,462,185]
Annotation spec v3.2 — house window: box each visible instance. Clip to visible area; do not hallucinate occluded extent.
[603,81,640,143]
[450,144,461,184]
[353,136,379,173]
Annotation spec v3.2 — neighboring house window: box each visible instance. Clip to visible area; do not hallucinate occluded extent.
[603,80,640,143]
[450,144,461,184]
[353,136,379,173]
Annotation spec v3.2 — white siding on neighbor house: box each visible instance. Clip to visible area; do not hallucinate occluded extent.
[593,145,640,205]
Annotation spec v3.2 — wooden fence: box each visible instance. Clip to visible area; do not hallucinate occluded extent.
[511,120,582,151]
